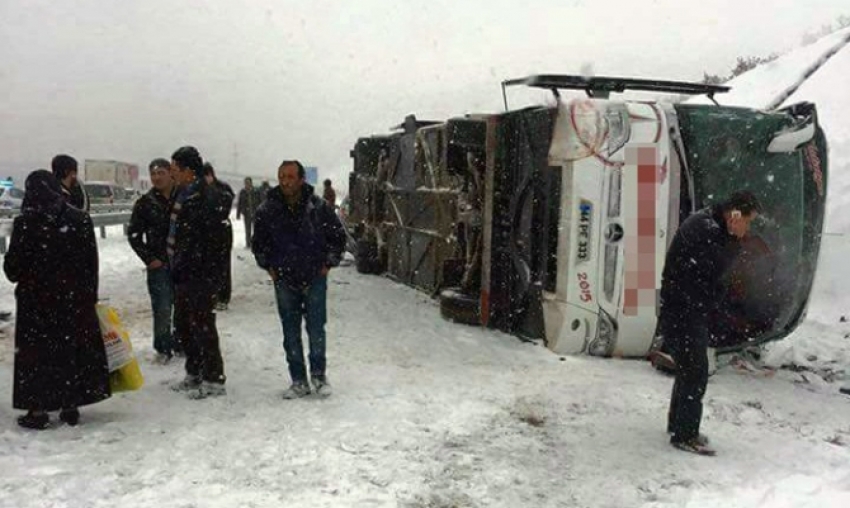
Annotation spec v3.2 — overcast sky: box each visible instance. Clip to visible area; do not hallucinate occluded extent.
[1,0,847,186]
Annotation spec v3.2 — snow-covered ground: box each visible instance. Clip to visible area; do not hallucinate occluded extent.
[1,217,849,508]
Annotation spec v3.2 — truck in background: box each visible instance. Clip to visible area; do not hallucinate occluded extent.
[83,159,140,190]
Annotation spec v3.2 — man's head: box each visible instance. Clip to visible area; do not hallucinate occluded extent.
[203,162,217,185]
[244,177,253,189]
[51,154,78,188]
[148,158,173,193]
[278,160,306,200]
[323,178,332,188]
[170,146,204,187]
[721,190,762,239]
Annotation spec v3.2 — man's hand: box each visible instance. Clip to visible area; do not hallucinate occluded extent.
[148,259,164,270]
[268,269,278,282]
[321,266,330,277]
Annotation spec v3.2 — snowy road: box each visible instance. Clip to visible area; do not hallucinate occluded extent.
[1,221,850,508]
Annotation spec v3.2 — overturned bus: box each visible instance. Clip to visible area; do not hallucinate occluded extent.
[344,75,828,359]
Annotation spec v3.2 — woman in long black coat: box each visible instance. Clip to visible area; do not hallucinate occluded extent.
[3,170,111,429]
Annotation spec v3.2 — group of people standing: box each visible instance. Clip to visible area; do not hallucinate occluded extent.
[128,151,346,401]
[4,148,346,429]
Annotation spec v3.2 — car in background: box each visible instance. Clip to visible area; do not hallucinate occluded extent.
[0,186,24,210]
[124,187,143,201]
[84,181,131,205]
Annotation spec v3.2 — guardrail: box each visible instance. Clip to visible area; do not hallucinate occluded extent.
[0,204,135,254]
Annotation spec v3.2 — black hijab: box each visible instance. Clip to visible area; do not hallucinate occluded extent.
[21,169,66,218]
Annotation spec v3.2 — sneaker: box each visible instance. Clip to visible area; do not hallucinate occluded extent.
[215,302,229,311]
[59,408,80,426]
[188,382,226,400]
[17,412,50,430]
[170,375,202,392]
[671,437,716,456]
[282,382,311,399]
[312,376,332,398]
[840,385,850,396]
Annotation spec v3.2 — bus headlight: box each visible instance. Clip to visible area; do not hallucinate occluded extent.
[588,309,618,356]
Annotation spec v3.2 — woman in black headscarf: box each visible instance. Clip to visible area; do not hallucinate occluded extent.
[3,170,110,429]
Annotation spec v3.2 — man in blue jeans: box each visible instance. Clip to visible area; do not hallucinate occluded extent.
[128,158,177,362]
[252,160,346,399]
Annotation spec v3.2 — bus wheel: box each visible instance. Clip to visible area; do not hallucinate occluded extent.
[439,289,481,326]
[355,239,380,274]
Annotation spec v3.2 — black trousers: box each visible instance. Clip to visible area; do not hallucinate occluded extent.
[174,284,225,384]
[217,254,232,305]
[217,227,233,305]
[243,216,254,248]
[663,314,709,443]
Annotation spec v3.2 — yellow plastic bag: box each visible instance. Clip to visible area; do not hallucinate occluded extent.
[96,304,144,393]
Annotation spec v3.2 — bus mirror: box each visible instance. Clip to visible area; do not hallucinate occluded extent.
[767,121,815,153]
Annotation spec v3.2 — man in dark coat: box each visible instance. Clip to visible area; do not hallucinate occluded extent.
[51,154,89,212]
[252,160,346,399]
[128,158,178,361]
[203,163,235,310]
[322,178,337,208]
[658,190,761,455]
[3,170,110,429]
[167,147,227,399]
[259,181,271,204]
[236,177,262,248]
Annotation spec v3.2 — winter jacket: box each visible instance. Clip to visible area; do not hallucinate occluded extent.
[323,186,337,208]
[658,205,740,321]
[128,187,175,266]
[169,181,227,292]
[4,198,110,410]
[252,184,346,290]
[237,187,262,219]
[209,179,235,289]
[62,182,89,211]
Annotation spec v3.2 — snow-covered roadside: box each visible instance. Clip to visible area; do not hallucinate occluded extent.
[761,234,850,387]
[0,219,849,508]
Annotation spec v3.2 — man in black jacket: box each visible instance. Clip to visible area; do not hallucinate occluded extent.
[236,177,262,248]
[128,158,178,362]
[167,146,227,399]
[203,163,235,310]
[51,154,89,211]
[252,160,345,399]
[658,190,761,455]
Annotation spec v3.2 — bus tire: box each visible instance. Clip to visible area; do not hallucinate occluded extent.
[356,239,379,274]
[440,289,481,326]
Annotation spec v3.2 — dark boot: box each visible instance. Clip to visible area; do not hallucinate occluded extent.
[17,411,50,430]
[59,408,80,426]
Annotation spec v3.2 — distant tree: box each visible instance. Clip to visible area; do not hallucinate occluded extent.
[801,16,849,46]
[701,15,846,87]
[701,72,726,85]
[727,54,779,79]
